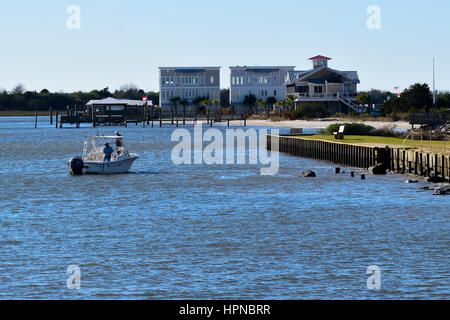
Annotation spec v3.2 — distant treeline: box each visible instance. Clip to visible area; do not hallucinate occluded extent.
[1,82,449,115]
[359,84,450,115]
[0,84,159,111]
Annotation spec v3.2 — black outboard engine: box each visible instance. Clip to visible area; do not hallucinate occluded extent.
[68,157,84,176]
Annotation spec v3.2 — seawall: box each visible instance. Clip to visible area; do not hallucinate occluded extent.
[267,135,450,182]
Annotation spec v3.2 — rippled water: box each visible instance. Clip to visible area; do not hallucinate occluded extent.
[0,117,448,299]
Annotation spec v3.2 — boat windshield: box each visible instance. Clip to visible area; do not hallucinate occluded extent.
[82,136,129,161]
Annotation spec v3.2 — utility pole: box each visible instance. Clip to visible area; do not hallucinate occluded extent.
[433,58,436,105]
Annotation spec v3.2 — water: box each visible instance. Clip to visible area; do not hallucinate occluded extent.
[0,117,448,299]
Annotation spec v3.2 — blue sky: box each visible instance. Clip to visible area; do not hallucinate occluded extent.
[0,0,449,93]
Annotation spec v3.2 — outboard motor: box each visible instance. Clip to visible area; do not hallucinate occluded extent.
[68,157,84,176]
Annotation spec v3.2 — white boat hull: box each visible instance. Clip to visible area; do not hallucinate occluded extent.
[83,156,139,174]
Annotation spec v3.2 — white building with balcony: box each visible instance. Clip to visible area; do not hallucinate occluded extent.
[159,67,221,107]
[286,56,361,113]
[229,66,295,106]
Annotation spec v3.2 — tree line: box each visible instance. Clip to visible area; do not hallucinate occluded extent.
[1,82,449,115]
[358,83,450,116]
[0,84,159,111]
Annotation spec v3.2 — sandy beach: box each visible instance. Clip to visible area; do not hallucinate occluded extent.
[226,119,411,130]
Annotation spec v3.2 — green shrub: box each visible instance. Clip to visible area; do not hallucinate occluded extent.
[390,111,400,121]
[325,123,376,135]
[373,124,398,137]
[288,103,329,120]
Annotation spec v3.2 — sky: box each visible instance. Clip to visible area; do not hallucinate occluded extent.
[0,0,449,93]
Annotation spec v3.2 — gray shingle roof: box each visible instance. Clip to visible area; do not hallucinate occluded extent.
[287,67,360,84]
[86,97,147,106]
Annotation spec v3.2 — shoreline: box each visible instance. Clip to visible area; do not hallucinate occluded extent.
[0,111,51,117]
[228,119,412,130]
[269,134,450,184]
[0,113,411,130]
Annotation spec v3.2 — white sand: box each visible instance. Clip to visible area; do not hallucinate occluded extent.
[223,119,411,130]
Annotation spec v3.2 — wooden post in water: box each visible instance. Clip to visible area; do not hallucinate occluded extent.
[55,112,58,129]
[402,150,406,173]
[414,152,418,175]
[49,107,53,125]
[419,153,423,176]
[35,111,38,128]
[434,154,438,179]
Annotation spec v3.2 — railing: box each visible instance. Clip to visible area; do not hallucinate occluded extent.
[292,93,357,99]
[410,112,450,126]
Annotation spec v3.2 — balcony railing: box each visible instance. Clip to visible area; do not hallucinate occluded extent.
[290,92,357,99]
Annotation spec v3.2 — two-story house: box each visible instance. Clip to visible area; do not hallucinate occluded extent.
[229,66,295,106]
[286,56,360,113]
[159,67,221,108]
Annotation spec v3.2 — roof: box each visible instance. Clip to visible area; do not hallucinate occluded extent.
[92,136,125,139]
[309,55,332,60]
[230,66,295,69]
[288,70,313,82]
[159,67,221,71]
[86,97,147,106]
[287,66,360,84]
[340,71,360,83]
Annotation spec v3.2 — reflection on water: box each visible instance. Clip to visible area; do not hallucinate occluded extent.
[0,117,449,299]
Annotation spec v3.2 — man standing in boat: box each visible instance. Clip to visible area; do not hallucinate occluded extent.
[115,131,123,156]
[103,143,113,161]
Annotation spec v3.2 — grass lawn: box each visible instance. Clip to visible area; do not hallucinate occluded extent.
[297,135,450,154]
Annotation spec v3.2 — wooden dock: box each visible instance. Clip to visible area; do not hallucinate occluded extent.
[268,135,450,182]
[410,112,450,127]
[58,106,247,128]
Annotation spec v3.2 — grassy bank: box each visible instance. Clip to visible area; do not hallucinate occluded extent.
[297,135,450,154]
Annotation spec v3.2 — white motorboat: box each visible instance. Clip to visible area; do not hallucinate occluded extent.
[69,135,139,175]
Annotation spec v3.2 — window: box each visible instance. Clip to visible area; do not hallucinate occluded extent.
[248,76,251,84]
[210,76,215,84]
[232,77,235,85]
[240,77,244,85]
[274,90,277,96]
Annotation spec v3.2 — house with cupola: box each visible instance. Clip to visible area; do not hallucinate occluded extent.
[286,56,361,113]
